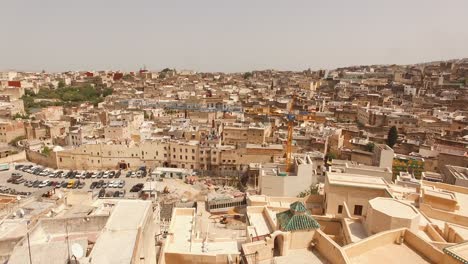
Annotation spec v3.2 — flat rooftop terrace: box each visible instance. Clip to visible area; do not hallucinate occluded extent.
[349,242,432,264]
[327,172,388,190]
[270,249,328,264]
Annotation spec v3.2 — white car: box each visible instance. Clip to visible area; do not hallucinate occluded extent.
[91,172,97,178]
[103,171,110,178]
[39,169,50,176]
[78,171,86,179]
[118,180,125,188]
[39,180,50,188]
[109,180,116,188]
[61,170,69,178]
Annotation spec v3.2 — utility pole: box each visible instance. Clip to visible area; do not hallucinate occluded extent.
[66,221,70,263]
[27,232,32,264]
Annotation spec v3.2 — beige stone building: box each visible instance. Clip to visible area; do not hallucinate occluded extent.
[324,172,393,216]
[222,123,271,145]
[0,120,25,144]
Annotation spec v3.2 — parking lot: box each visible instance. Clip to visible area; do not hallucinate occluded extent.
[0,163,156,198]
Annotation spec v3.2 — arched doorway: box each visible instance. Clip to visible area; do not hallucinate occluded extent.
[273,234,284,257]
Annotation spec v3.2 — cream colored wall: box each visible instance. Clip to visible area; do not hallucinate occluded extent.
[260,175,285,196]
[422,193,458,212]
[345,167,392,183]
[423,181,468,195]
[313,229,349,264]
[365,204,419,235]
[403,230,444,264]
[241,240,273,262]
[425,224,446,243]
[57,141,169,170]
[289,230,315,249]
[325,184,388,216]
[164,252,239,264]
[420,203,468,228]
[343,228,405,257]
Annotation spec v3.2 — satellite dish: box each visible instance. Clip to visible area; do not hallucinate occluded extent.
[71,243,84,258]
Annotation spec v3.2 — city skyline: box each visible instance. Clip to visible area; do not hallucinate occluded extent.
[2,0,468,72]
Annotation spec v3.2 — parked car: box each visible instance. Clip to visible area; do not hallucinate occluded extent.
[115,170,121,178]
[126,171,132,177]
[61,181,68,188]
[118,180,125,188]
[13,178,26,184]
[33,168,43,175]
[136,171,143,178]
[102,181,108,188]
[108,180,115,188]
[72,180,80,189]
[67,180,75,188]
[130,183,144,192]
[90,182,98,189]
[98,188,106,198]
[39,169,50,177]
[97,171,104,178]
[78,181,85,189]
[96,180,104,189]
[32,180,41,188]
[21,165,31,172]
[39,180,50,188]
[15,164,24,170]
[109,171,115,178]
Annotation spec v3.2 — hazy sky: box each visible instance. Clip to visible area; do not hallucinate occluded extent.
[2,0,467,72]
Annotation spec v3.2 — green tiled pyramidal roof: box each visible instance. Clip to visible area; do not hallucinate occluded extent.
[276,201,320,231]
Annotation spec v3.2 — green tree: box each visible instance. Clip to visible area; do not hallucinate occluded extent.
[12,113,29,120]
[58,80,65,88]
[243,72,253,79]
[326,152,337,161]
[365,142,375,152]
[387,126,398,148]
[41,146,52,156]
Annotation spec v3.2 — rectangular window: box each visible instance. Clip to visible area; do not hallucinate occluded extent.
[353,205,363,216]
[338,205,343,214]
